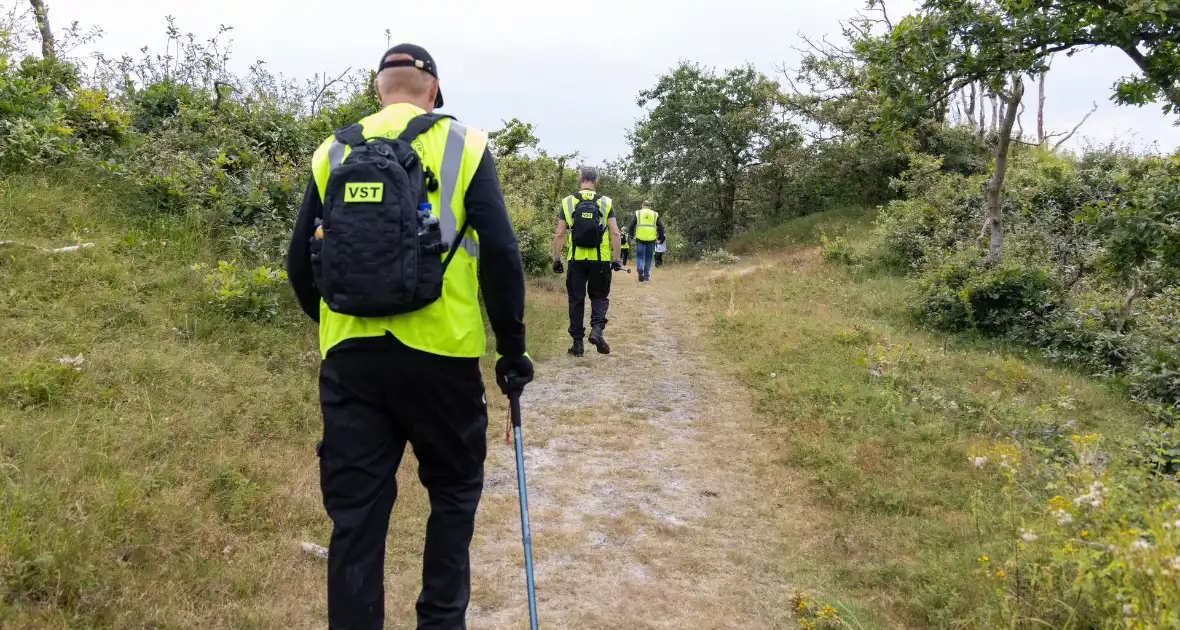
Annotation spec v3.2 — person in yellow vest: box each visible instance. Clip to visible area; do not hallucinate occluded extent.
[620,230,631,267]
[627,200,666,282]
[551,166,622,356]
[286,44,531,630]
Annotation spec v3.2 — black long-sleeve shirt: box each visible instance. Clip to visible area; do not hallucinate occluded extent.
[627,209,666,243]
[286,146,527,358]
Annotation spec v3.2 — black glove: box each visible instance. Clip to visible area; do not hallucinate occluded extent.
[611,260,622,271]
[552,259,564,274]
[496,353,534,395]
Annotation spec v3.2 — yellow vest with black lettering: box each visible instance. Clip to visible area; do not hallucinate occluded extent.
[561,191,614,261]
[311,103,487,358]
[635,208,659,242]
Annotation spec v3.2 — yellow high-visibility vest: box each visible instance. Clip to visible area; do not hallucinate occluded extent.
[561,191,614,261]
[635,208,659,242]
[310,102,488,358]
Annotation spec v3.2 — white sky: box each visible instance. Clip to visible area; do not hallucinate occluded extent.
[31,0,1180,164]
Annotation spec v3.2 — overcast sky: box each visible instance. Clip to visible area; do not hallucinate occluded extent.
[31,0,1180,164]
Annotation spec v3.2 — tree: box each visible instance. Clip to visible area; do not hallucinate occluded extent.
[923,0,1180,115]
[629,62,786,242]
[488,118,539,160]
[978,73,1023,264]
[28,0,53,60]
[886,0,1180,264]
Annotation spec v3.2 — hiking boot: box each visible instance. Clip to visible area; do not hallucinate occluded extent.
[568,338,585,357]
[588,325,610,355]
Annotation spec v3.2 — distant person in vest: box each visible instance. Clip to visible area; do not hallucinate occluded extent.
[655,239,667,267]
[552,166,623,357]
[627,200,666,282]
[620,230,631,267]
[286,43,533,630]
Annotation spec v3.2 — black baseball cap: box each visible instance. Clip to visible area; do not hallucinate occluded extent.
[378,43,444,108]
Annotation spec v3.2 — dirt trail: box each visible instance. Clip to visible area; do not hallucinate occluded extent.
[466,264,815,629]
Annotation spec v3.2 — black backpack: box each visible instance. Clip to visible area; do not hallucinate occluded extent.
[310,114,468,317]
[569,192,606,251]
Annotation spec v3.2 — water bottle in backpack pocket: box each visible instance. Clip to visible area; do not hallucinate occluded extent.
[311,115,466,317]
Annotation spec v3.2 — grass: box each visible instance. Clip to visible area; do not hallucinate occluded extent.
[694,207,1165,628]
[726,205,877,255]
[0,171,569,628]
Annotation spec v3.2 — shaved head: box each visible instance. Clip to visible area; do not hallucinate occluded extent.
[375,53,438,110]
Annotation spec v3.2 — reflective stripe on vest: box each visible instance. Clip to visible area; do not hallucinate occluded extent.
[311,103,489,358]
[563,192,612,262]
[635,208,658,241]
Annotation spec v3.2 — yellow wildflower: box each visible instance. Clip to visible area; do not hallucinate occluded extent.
[995,569,1006,578]
[978,555,990,563]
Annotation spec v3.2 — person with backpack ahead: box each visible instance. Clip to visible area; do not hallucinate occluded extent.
[286,43,532,630]
[552,166,622,357]
[620,230,631,267]
[627,200,666,282]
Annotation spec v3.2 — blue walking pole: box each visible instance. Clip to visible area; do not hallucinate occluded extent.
[508,388,539,630]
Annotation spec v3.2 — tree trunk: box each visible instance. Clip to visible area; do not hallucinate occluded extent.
[981,75,1024,266]
[29,0,54,60]
[552,156,568,208]
[989,95,999,134]
[977,85,987,139]
[720,177,737,239]
[964,83,978,131]
[1037,70,1047,145]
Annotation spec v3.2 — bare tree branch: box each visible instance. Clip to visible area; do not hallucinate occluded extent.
[1052,101,1098,150]
[310,66,352,116]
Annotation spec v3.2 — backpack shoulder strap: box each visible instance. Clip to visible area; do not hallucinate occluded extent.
[397,113,454,142]
[333,123,367,148]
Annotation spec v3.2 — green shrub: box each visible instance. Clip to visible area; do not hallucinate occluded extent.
[2,357,85,410]
[869,154,984,271]
[917,255,1058,336]
[193,260,288,321]
[1031,305,1132,375]
[697,248,741,266]
[819,232,857,266]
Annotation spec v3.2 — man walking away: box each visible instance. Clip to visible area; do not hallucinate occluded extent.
[620,230,631,267]
[655,239,666,267]
[552,166,622,357]
[627,200,665,282]
[286,43,533,630]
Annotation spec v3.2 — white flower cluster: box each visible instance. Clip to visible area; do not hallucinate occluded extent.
[1073,481,1105,508]
[56,354,85,371]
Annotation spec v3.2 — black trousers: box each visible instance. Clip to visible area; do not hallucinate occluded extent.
[318,334,488,630]
[566,260,612,338]
[621,248,629,265]
[654,251,664,267]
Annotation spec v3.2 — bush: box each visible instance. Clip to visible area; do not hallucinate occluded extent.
[1031,305,1132,375]
[193,260,288,321]
[819,232,857,266]
[869,154,984,271]
[696,248,741,266]
[917,255,1058,336]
